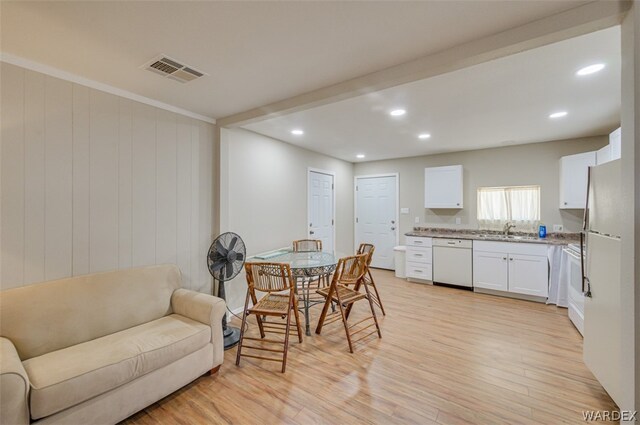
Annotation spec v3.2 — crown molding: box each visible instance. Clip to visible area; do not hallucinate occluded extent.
[0,53,216,125]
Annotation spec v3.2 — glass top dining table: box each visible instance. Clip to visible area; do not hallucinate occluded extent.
[248,249,344,335]
[248,249,343,276]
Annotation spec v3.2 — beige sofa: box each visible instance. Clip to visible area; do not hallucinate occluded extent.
[0,265,226,425]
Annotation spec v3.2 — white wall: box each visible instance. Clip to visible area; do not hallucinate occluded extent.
[354,136,608,237]
[219,128,354,310]
[0,62,216,292]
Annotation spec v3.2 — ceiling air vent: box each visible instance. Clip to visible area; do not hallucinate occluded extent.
[143,55,206,83]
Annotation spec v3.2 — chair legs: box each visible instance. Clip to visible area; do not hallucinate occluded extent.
[236,293,302,373]
[346,269,385,319]
[316,286,381,353]
[366,269,386,316]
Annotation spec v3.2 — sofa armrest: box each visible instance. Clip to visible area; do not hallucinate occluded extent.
[0,337,30,425]
[171,289,226,368]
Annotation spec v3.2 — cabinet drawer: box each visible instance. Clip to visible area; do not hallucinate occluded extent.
[406,236,432,247]
[406,263,432,281]
[406,247,432,264]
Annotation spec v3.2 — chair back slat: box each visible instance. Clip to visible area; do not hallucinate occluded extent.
[357,243,375,266]
[293,239,322,252]
[245,262,292,293]
[334,253,368,286]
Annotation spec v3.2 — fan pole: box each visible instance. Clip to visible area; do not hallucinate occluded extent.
[218,268,241,350]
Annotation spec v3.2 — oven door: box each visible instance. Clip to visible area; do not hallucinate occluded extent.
[564,247,584,335]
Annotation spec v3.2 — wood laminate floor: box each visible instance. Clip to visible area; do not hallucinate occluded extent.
[123,270,617,424]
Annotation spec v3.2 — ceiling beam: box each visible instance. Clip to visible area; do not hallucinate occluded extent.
[217,0,630,128]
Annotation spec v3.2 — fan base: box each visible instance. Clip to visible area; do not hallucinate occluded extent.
[223,326,241,350]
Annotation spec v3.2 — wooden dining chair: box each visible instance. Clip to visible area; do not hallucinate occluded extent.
[236,262,303,373]
[292,239,328,290]
[315,254,382,353]
[354,243,385,316]
[292,239,322,252]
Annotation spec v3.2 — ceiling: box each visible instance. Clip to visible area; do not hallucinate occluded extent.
[244,26,621,162]
[0,1,593,119]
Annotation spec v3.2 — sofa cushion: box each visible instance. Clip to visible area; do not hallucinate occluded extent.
[0,265,182,361]
[23,314,210,420]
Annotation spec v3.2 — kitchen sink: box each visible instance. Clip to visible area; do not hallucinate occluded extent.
[477,234,538,241]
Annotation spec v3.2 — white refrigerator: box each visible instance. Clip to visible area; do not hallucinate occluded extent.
[581,159,622,406]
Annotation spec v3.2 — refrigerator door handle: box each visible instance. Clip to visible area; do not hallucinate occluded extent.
[580,231,592,298]
[581,166,592,297]
[583,166,591,232]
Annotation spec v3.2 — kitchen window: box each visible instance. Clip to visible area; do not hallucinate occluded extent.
[477,185,540,232]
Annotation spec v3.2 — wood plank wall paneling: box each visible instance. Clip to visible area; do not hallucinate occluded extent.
[1,64,25,286]
[23,70,46,284]
[0,62,215,291]
[44,76,73,281]
[72,84,91,276]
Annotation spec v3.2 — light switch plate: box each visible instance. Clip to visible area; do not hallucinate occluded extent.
[553,224,563,232]
[455,217,461,225]
[401,207,410,214]
[414,216,420,224]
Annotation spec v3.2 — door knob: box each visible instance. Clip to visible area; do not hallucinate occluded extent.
[310,231,315,235]
[391,227,396,231]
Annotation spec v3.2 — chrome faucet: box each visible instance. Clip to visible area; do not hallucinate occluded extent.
[503,222,516,236]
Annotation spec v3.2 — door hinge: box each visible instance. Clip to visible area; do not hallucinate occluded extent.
[356,185,358,191]
[332,183,334,190]
[332,219,334,225]
[356,217,359,223]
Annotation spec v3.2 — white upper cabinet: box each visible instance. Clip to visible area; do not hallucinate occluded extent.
[596,144,612,165]
[609,127,621,161]
[559,151,596,209]
[424,165,463,209]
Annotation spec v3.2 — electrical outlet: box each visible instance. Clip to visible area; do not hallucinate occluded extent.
[414,216,420,224]
[455,217,462,225]
[553,224,563,232]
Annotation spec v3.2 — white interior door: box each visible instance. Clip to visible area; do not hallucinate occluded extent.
[308,171,334,252]
[355,175,397,269]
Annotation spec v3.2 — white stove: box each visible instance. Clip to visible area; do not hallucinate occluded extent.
[563,243,585,335]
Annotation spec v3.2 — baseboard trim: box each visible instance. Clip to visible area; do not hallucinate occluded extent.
[474,287,547,303]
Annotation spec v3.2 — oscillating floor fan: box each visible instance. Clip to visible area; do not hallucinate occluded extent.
[207,232,246,350]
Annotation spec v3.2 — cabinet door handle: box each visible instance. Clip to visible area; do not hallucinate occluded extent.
[414,253,423,257]
[414,241,423,244]
[509,258,514,261]
[502,257,507,260]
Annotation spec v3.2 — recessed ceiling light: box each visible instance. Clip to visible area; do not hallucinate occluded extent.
[418,133,431,139]
[549,111,568,119]
[356,154,365,159]
[291,129,304,135]
[576,63,605,76]
[389,109,406,117]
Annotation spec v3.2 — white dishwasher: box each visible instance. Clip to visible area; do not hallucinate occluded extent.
[433,238,473,288]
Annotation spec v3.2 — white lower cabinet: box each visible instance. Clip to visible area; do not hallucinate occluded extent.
[473,241,548,298]
[473,251,508,291]
[405,237,433,281]
[508,254,549,297]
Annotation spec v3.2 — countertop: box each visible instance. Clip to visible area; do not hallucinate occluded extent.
[405,227,579,246]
